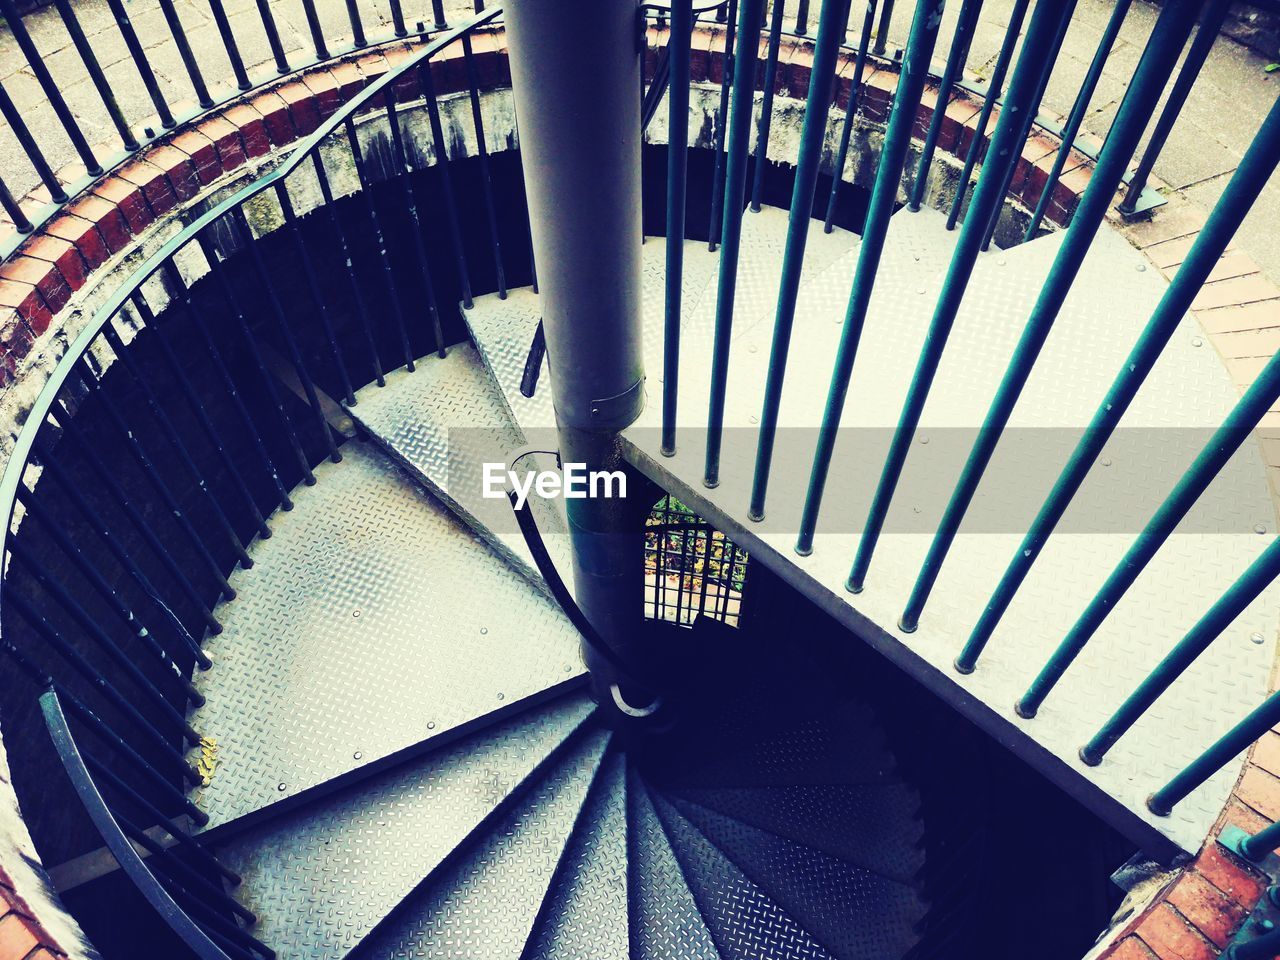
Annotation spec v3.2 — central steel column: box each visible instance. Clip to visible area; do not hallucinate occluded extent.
[504,0,648,698]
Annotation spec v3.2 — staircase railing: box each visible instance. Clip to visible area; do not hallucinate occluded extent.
[657,0,1280,857]
[0,7,521,955]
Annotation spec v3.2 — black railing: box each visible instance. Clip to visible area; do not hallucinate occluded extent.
[1,8,524,953]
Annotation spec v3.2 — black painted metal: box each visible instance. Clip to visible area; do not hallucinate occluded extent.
[383,86,448,359]
[463,32,509,300]
[41,691,257,960]
[343,115,416,373]
[419,64,475,309]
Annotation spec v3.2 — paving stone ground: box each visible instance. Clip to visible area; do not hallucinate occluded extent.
[0,0,1275,271]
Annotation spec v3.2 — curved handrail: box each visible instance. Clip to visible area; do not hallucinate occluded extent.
[0,5,505,551]
[41,690,248,960]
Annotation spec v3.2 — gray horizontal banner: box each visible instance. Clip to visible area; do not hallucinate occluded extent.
[448,426,1276,537]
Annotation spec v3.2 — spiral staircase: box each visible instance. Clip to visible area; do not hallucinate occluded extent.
[3,0,1280,958]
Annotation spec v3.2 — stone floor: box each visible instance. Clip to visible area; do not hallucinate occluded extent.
[0,0,1275,274]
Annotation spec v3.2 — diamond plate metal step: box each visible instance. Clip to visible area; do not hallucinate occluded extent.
[666,795,926,960]
[348,724,611,960]
[617,204,1280,856]
[213,692,596,960]
[463,210,859,442]
[649,787,836,960]
[627,764,721,960]
[668,782,925,885]
[191,441,586,832]
[522,748,628,960]
[343,343,571,590]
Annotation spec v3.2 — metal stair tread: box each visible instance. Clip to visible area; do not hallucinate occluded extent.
[212,693,596,960]
[347,724,612,960]
[666,794,927,960]
[521,748,628,960]
[344,343,570,590]
[627,764,721,960]
[649,787,836,960]
[191,441,586,830]
[667,782,926,885]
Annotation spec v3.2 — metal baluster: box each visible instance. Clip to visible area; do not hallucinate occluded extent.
[1231,818,1280,864]
[197,231,316,484]
[43,407,223,638]
[1149,688,1280,816]
[132,293,273,536]
[84,756,239,883]
[18,658,208,824]
[389,0,407,37]
[823,0,878,233]
[384,87,447,358]
[420,65,474,308]
[958,93,1280,675]
[698,527,714,617]
[432,0,447,31]
[311,153,385,387]
[946,0,1028,230]
[299,0,332,59]
[794,0,945,555]
[0,81,69,202]
[111,818,253,923]
[1082,537,1280,765]
[979,0,1078,251]
[707,0,740,250]
[10,492,205,703]
[157,0,213,109]
[229,209,342,464]
[3,593,199,780]
[344,117,415,372]
[463,33,507,299]
[907,0,983,211]
[148,881,271,960]
[849,0,1072,592]
[103,0,175,128]
[1024,0,1131,239]
[344,0,368,47]
[71,360,238,601]
[5,561,201,747]
[52,0,139,150]
[704,0,768,487]
[871,0,893,55]
[100,322,255,567]
[1227,923,1280,960]
[749,0,846,518]
[160,260,293,510]
[274,183,357,403]
[1017,336,1280,716]
[0,0,100,172]
[899,0,1203,632]
[655,500,669,622]
[206,0,252,90]
[0,174,33,234]
[254,0,291,74]
[748,0,787,212]
[795,0,810,34]
[1119,0,1232,217]
[663,0,693,456]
